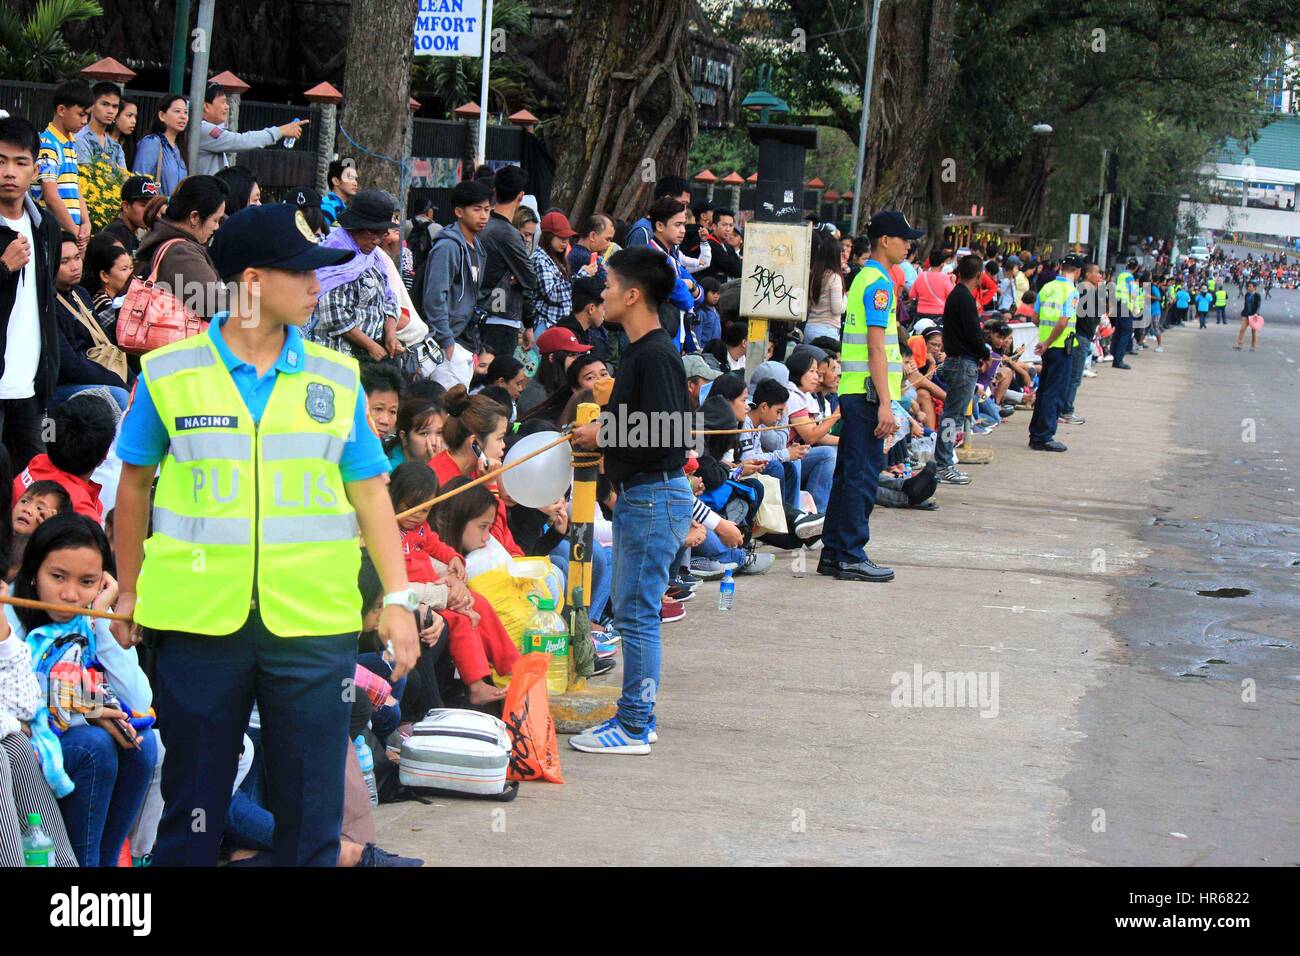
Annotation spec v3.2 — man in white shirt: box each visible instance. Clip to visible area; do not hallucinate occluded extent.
[0,116,61,470]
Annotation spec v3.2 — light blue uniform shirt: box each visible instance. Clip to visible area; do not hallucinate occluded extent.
[118,314,389,482]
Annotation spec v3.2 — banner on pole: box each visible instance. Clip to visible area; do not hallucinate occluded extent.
[1068,213,1090,245]
[414,0,484,57]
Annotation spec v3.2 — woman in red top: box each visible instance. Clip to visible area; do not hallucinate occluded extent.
[428,386,523,557]
[911,249,954,322]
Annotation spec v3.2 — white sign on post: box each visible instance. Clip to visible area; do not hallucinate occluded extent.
[739,221,813,320]
[1068,213,1090,245]
[414,0,484,57]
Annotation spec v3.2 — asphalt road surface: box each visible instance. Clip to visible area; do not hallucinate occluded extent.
[375,298,1299,865]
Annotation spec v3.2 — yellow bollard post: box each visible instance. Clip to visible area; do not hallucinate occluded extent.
[551,398,620,732]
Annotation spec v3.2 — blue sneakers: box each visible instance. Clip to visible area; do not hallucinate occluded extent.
[569,717,651,755]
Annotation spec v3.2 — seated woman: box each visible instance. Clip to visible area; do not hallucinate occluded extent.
[52,234,131,412]
[385,394,446,470]
[783,348,837,513]
[5,515,156,867]
[476,355,527,422]
[429,386,523,558]
[0,580,79,866]
[83,234,133,341]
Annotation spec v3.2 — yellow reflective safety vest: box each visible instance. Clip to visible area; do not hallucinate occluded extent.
[1114,270,1136,317]
[134,331,363,637]
[1214,287,1227,307]
[1036,276,1077,348]
[842,261,903,402]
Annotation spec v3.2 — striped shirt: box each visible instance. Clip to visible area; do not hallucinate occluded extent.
[33,124,82,227]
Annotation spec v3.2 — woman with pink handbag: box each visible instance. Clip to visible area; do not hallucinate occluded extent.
[1235,281,1264,352]
[119,176,226,355]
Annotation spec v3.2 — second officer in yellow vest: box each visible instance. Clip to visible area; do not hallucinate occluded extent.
[819,210,920,583]
[1027,253,1083,452]
[111,202,419,867]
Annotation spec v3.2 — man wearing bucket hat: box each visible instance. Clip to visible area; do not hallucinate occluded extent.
[111,203,420,866]
[819,210,922,583]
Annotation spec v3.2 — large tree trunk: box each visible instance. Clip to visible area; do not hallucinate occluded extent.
[339,0,417,196]
[858,0,956,218]
[544,0,697,224]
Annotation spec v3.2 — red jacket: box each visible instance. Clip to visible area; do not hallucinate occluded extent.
[977,272,998,309]
[400,523,459,584]
[429,451,524,558]
[14,454,103,522]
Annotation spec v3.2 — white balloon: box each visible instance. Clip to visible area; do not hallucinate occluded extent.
[499,431,573,508]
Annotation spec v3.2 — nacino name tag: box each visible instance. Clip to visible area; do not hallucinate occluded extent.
[175,415,240,431]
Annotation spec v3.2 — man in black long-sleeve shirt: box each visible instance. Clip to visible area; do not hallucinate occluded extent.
[570,247,694,755]
[935,254,990,485]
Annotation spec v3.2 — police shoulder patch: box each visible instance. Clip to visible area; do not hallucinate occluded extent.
[305,382,336,424]
[873,287,890,310]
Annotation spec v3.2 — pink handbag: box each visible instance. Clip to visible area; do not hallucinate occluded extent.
[115,238,208,355]
[1247,314,1264,331]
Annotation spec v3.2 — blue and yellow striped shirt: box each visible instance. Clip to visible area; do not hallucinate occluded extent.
[33,123,82,227]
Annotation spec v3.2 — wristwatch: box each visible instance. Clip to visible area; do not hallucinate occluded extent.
[382,588,419,612]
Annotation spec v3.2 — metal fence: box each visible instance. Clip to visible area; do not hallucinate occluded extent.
[0,78,527,216]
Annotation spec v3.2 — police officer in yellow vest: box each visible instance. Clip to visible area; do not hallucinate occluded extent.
[818,211,920,583]
[111,204,419,866]
[1028,253,1083,452]
[1213,282,1228,324]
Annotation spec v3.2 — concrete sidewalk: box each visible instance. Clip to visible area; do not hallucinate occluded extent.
[373,327,1295,865]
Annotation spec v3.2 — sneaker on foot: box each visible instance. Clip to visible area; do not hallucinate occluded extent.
[1082,369,1097,378]
[569,717,651,755]
[647,715,658,744]
[660,598,686,623]
[666,584,696,603]
[358,844,424,867]
[689,558,734,580]
[1153,346,1164,352]
[739,550,775,575]
[936,465,971,485]
[670,572,702,590]
[592,656,617,676]
[792,511,825,539]
[1059,414,1085,425]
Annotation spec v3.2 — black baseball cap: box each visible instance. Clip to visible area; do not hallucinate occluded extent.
[121,176,162,203]
[867,210,925,240]
[337,188,400,231]
[209,203,354,279]
[290,185,322,210]
[1061,253,1087,270]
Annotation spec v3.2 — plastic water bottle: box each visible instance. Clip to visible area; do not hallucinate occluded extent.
[283,119,301,149]
[718,570,735,612]
[353,735,378,807]
[22,812,55,867]
[522,594,569,694]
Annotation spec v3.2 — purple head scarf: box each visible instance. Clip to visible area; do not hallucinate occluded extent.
[315,224,399,312]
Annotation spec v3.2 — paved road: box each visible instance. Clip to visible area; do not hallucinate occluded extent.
[375,313,1299,865]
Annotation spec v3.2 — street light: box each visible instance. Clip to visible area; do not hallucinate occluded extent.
[1031,123,1054,136]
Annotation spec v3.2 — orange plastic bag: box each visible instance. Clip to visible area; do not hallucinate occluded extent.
[502,653,565,784]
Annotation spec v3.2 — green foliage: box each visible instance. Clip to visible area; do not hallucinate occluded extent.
[0,0,102,82]
[688,126,755,178]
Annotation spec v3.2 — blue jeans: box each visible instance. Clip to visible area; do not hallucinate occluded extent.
[224,725,275,851]
[976,396,1001,426]
[1029,347,1069,444]
[58,723,158,867]
[1197,310,1208,328]
[694,528,745,566]
[798,444,836,512]
[1064,334,1090,415]
[820,393,886,565]
[610,476,693,732]
[548,537,612,622]
[151,611,356,867]
[935,356,978,467]
[51,382,130,412]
